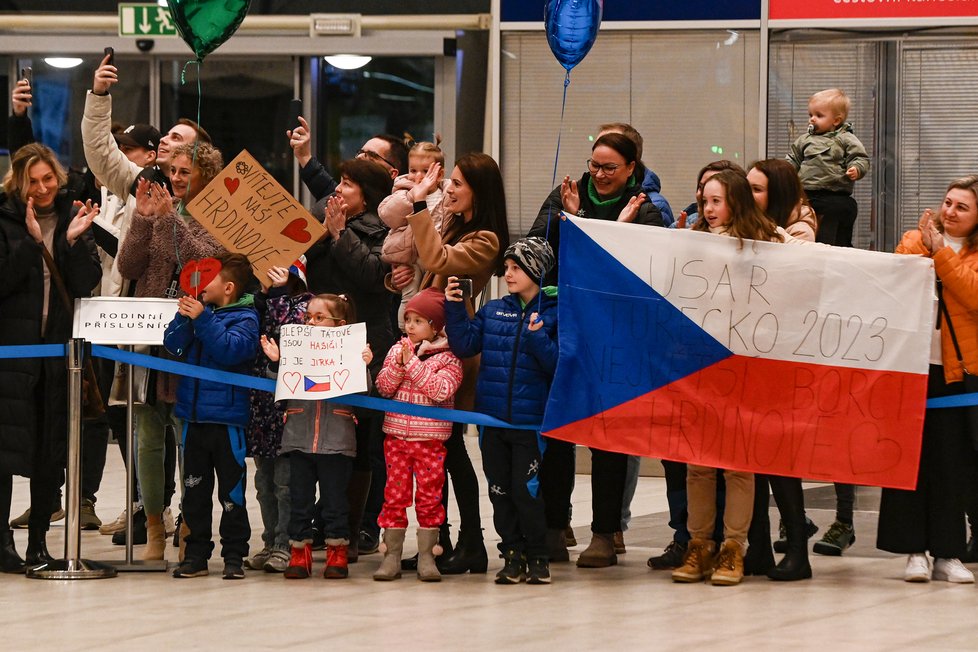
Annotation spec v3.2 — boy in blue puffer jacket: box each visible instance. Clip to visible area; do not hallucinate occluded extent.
[444,236,558,586]
[163,252,259,580]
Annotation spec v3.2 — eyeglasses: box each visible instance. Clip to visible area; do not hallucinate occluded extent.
[305,315,344,324]
[357,148,397,171]
[586,159,621,176]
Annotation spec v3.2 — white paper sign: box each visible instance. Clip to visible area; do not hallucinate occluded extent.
[274,322,368,401]
[73,297,180,345]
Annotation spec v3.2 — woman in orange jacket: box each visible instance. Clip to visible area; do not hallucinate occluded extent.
[877,175,978,584]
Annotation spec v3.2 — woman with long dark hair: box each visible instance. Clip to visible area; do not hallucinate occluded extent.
[389,152,511,573]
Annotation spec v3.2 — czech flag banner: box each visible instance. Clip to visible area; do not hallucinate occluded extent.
[542,218,936,490]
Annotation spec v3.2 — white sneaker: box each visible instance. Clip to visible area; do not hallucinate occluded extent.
[162,507,176,536]
[933,558,975,583]
[904,553,931,582]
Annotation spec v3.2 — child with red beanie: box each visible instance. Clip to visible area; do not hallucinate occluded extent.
[373,287,463,582]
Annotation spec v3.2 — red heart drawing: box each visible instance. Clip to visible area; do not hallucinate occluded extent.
[224,177,240,195]
[333,368,350,391]
[179,257,222,297]
[282,372,302,394]
[281,218,312,244]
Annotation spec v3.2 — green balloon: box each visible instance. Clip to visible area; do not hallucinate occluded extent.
[167,0,251,61]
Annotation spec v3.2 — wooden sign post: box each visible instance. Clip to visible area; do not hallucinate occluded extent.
[186,150,326,280]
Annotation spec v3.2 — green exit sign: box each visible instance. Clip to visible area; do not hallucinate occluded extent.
[119,3,179,38]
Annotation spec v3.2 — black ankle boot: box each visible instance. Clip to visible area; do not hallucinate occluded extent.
[26,528,53,565]
[438,529,487,574]
[767,547,812,581]
[0,529,25,573]
[743,543,775,575]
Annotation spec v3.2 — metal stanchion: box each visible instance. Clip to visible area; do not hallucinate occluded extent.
[28,339,116,579]
[107,346,166,572]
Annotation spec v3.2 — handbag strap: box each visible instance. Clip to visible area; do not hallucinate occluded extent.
[938,280,969,372]
[39,244,75,315]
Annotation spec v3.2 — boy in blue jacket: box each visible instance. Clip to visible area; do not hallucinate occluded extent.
[163,253,260,579]
[444,236,558,585]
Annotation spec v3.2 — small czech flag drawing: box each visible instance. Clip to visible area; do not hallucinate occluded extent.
[303,375,331,392]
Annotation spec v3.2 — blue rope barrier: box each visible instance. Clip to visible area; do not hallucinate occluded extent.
[89,345,539,431]
[1,344,974,414]
[0,343,66,359]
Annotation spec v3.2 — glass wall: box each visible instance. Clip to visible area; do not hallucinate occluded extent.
[3,55,149,170]
[160,57,296,189]
[313,56,436,178]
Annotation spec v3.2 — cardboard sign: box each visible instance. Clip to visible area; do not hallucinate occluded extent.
[543,218,935,490]
[273,322,368,402]
[73,297,179,345]
[185,150,326,280]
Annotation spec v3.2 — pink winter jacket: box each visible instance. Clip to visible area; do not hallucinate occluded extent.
[377,175,450,265]
[375,335,463,441]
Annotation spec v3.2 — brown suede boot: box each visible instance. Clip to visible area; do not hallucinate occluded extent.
[143,513,166,561]
[417,528,443,582]
[373,528,405,581]
[576,532,617,568]
[711,539,745,586]
[672,538,717,583]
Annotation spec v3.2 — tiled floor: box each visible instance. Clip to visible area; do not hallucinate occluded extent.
[2,439,975,651]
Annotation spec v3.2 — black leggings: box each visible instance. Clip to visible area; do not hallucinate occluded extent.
[442,422,482,534]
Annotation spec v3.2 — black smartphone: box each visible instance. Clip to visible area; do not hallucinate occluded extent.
[457,278,473,301]
[20,66,31,85]
[289,98,303,127]
[104,46,115,66]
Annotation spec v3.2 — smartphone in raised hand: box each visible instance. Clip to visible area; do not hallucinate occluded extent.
[289,98,303,128]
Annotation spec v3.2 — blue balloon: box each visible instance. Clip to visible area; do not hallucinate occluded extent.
[545,0,603,72]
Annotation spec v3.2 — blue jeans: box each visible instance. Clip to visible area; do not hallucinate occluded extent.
[254,456,290,549]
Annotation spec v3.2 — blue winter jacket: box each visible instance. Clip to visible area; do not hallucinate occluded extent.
[163,295,259,426]
[445,289,558,425]
[641,167,675,227]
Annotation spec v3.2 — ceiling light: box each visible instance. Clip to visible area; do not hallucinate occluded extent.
[324,55,372,70]
[44,57,84,69]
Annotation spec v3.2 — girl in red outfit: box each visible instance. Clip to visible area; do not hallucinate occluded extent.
[373,287,463,582]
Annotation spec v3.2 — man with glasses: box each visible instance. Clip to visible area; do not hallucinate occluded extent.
[288,116,408,201]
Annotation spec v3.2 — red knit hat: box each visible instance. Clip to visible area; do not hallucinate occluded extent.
[404,287,447,334]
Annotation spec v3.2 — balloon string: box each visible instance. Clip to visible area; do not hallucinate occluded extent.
[174,58,203,271]
[536,69,572,316]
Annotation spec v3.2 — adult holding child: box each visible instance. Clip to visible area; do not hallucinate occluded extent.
[116,141,226,560]
[0,143,101,571]
[389,152,511,574]
[301,157,394,561]
[876,176,978,584]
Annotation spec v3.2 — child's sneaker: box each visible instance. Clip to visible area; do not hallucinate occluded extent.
[284,541,313,579]
[263,546,290,573]
[812,521,855,556]
[222,561,245,580]
[172,558,209,578]
[494,549,525,585]
[244,547,272,570]
[526,557,551,585]
[324,541,349,579]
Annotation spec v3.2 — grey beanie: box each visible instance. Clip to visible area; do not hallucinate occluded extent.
[504,236,555,284]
